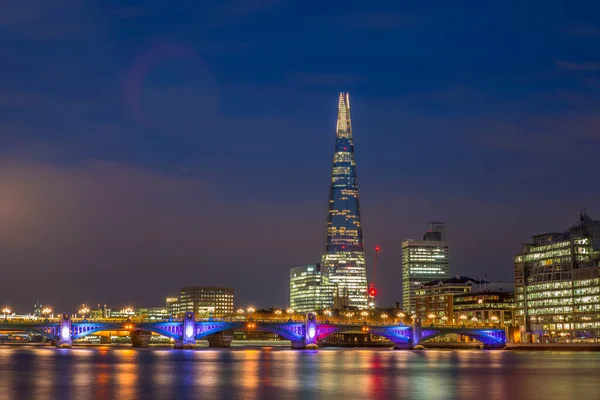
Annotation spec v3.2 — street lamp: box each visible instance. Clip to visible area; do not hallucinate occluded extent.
[397,312,405,319]
[441,316,448,325]
[324,309,332,316]
[236,308,245,314]
[2,308,11,321]
[247,306,255,313]
[491,315,499,324]
[79,305,90,318]
[274,309,282,315]
[428,313,436,322]
[361,311,369,319]
[381,313,388,323]
[459,315,467,325]
[286,308,294,314]
[42,307,52,320]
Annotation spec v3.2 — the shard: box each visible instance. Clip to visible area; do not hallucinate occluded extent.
[321,92,368,309]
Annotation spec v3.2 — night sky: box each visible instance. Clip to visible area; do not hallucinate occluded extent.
[1,1,599,313]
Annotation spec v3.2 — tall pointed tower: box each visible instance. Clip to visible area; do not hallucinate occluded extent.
[322,92,368,309]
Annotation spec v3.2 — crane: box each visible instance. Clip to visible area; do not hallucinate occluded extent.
[368,245,380,308]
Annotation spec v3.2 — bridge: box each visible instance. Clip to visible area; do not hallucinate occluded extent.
[0,312,506,349]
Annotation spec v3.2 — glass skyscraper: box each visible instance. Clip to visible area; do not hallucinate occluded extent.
[321,92,368,309]
[514,214,600,343]
[289,264,334,313]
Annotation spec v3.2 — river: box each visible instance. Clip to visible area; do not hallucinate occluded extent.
[0,346,599,399]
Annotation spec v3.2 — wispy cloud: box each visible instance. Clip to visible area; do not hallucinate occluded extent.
[0,0,98,41]
[335,12,417,31]
[555,60,600,71]
[289,73,367,87]
[210,0,290,20]
[560,22,600,38]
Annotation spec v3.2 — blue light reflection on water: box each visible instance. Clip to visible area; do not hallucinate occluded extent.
[0,347,600,399]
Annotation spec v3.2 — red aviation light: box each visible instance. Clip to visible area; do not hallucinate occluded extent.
[375,245,381,252]
[369,284,377,297]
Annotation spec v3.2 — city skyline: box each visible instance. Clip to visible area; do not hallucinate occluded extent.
[1,1,600,312]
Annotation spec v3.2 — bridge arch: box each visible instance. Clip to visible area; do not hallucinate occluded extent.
[314,325,412,345]
[251,323,304,342]
[0,325,61,342]
[419,329,505,346]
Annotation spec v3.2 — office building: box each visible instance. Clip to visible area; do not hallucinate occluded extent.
[321,92,368,309]
[402,222,451,313]
[138,307,170,320]
[289,264,334,313]
[415,275,514,326]
[453,286,515,327]
[165,296,179,318]
[514,213,600,342]
[414,275,475,322]
[178,287,235,318]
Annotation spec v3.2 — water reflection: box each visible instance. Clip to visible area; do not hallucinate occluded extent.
[0,347,600,399]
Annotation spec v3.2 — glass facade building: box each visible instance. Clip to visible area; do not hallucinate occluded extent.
[321,93,368,309]
[514,214,600,342]
[178,287,235,319]
[402,222,450,313]
[289,264,334,313]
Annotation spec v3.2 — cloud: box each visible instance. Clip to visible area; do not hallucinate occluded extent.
[0,0,99,41]
[560,22,600,38]
[289,73,367,87]
[209,0,290,21]
[113,5,154,19]
[555,60,600,71]
[335,12,417,31]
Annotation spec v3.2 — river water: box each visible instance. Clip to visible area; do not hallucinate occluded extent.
[0,346,599,399]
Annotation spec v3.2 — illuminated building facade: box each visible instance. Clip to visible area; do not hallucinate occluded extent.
[414,275,475,322]
[321,92,368,309]
[178,287,234,318]
[415,276,514,326]
[289,264,334,313]
[165,296,179,318]
[453,289,515,327]
[402,222,450,313]
[514,214,600,342]
[138,307,170,320]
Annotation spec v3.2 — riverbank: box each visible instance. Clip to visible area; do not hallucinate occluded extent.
[506,343,600,351]
[422,342,483,349]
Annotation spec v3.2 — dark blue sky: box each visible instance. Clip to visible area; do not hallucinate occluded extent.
[1,0,600,312]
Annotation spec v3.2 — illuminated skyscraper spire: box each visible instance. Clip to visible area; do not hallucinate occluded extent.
[322,92,368,309]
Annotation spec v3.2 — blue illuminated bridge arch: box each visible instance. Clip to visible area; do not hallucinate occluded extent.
[0,314,506,349]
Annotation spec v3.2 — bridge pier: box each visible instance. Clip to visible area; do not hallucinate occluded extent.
[305,313,318,349]
[181,312,196,349]
[57,314,72,348]
[206,331,233,348]
[411,317,422,349]
[290,341,307,349]
[393,341,411,350]
[131,330,152,348]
